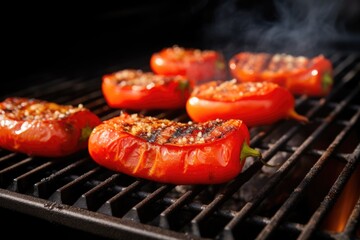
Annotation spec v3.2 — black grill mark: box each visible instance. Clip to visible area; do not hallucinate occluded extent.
[260,54,273,72]
[216,127,234,139]
[166,125,197,143]
[201,121,224,138]
[140,128,163,143]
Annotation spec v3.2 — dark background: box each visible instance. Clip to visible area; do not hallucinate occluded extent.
[4,0,360,94]
[4,0,214,93]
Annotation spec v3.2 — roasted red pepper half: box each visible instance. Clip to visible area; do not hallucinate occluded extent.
[186,80,308,127]
[0,97,102,157]
[102,69,192,110]
[229,52,333,97]
[150,45,227,85]
[88,112,261,185]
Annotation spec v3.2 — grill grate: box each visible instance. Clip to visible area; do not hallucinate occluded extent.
[0,53,359,240]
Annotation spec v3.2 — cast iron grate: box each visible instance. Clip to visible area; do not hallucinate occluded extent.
[0,53,359,240]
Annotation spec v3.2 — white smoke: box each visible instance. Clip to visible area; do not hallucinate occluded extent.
[203,0,357,57]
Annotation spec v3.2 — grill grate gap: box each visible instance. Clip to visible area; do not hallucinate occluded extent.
[221,81,360,239]
[0,53,359,240]
[298,143,360,240]
[123,184,174,224]
[256,97,360,239]
[33,156,93,198]
[72,173,121,211]
[340,194,360,239]
[97,179,147,217]
[8,159,68,194]
[159,185,204,230]
[49,166,103,205]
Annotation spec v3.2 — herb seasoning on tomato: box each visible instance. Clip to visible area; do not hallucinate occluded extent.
[88,112,261,185]
[186,80,308,127]
[229,52,333,97]
[102,69,192,110]
[0,97,102,157]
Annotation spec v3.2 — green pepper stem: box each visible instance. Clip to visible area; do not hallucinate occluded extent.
[80,125,94,142]
[322,72,333,91]
[241,142,262,161]
[241,142,279,168]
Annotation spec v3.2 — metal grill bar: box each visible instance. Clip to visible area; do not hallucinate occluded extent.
[257,90,360,240]
[49,166,103,205]
[299,142,360,240]
[0,189,197,240]
[221,57,360,240]
[0,53,359,240]
[73,173,121,210]
[97,179,147,216]
[9,159,58,193]
[159,185,204,229]
[340,195,360,239]
[123,184,174,223]
[191,159,264,237]
[0,157,33,189]
[33,158,89,198]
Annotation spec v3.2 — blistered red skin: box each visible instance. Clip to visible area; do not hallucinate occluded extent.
[186,82,296,127]
[229,53,333,97]
[0,101,102,157]
[88,115,250,185]
[102,73,191,110]
[150,47,228,84]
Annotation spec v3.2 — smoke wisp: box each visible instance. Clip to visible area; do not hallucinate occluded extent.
[203,0,358,57]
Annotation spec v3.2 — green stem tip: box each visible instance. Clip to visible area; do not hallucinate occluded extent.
[241,142,279,168]
[80,125,94,142]
[241,142,262,162]
[322,72,333,92]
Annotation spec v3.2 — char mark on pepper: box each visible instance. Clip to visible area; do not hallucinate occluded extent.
[140,128,163,143]
[167,125,197,142]
[120,114,240,145]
